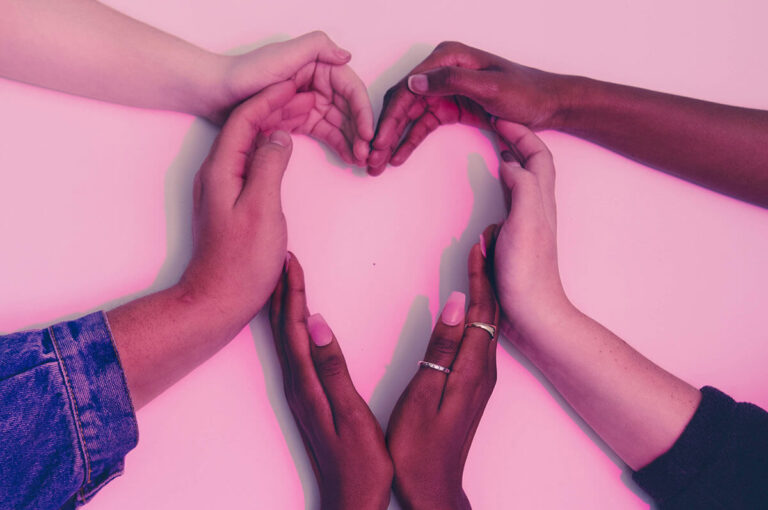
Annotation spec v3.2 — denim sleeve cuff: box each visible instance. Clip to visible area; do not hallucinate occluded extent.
[49,311,139,505]
[631,386,734,504]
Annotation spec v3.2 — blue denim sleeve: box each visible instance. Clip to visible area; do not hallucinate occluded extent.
[0,312,139,510]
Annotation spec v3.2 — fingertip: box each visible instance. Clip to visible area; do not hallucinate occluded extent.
[408,74,428,94]
[353,139,370,162]
[367,165,386,177]
[335,48,352,61]
[307,313,334,347]
[269,130,292,148]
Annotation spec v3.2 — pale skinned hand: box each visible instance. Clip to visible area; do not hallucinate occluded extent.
[179,80,312,330]
[270,254,393,510]
[367,41,568,175]
[491,120,568,337]
[208,31,374,165]
[386,240,499,510]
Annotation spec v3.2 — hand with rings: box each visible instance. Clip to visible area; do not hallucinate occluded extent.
[386,233,499,510]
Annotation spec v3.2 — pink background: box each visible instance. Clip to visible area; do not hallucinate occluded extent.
[2,0,768,508]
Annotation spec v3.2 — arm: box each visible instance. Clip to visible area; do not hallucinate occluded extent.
[0,0,225,119]
[371,42,768,208]
[557,77,768,208]
[491,120,700,470]
[0,0,373,163]
[107,81,299,409]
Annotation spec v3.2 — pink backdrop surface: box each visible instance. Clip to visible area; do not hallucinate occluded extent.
[1,0,767,508]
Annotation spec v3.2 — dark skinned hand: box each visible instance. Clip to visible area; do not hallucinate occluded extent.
[386,233,500,510]
[269,254,393,510]
[367,41,570,175]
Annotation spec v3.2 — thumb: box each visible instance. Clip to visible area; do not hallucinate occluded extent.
[498,151,526,212]
[407,66,493,103]
[237,130,293,212]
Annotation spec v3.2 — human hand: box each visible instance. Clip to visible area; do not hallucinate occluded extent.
[367,41,569,175]
[270,254,393,510]
[491,120,569,337]
[208,31,373,166]
[179,81,306,331]
[386,240,498,510]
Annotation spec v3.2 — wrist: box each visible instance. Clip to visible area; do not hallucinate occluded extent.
[547,74,591,131]
[190,53,234,124]
[503,293,579,351]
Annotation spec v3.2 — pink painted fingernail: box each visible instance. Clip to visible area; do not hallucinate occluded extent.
[307,313,333,347]
[408,74,428,93]
[479,234,487,258]
[440,291,466,326]
[336,48,351,60]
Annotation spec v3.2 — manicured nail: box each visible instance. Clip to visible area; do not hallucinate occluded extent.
[479,234,487,258]
[336,48,351,60]
[408,74,428,94]
[307,313,333,347]
[440,291,466,326]
[270,130,290,147]
[501,151,517,163]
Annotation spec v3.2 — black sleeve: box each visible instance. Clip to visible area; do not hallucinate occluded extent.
[632,386,768,509]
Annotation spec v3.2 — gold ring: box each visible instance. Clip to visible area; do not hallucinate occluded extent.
[465,322,496,340]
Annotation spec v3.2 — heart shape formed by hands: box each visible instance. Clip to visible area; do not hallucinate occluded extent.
[184,34,565,510]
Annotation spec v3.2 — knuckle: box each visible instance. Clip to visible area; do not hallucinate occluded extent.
[309,30,330,42]
[436,40,464,52]
[430,335,459,356]
[315,354,346,379]
[467,302,494,323]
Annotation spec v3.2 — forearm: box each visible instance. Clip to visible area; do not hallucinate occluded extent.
[0,0,226,118]
[106,283,252,410]
[555,75,768,208]
[511,300,701,470]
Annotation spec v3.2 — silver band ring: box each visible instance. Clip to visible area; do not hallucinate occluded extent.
[466,322,496,340]
[418,360,451,374]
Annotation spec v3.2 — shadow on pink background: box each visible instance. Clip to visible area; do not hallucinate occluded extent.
[1,0,767,508]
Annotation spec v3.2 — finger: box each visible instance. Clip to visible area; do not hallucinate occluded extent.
[282,255,336,437]
[330,93,370,164]
[307,314,371,432]
[442,243,499,415]
[310,118,357,164]
[389,109,441,166]
[269,257,290,385]
[269,255,324,481]
[202,81,297,207]
[407,291,467,411]
[236,130,292,212]
[367,84,422,175]
[272,31,352,70]
[496,120,557,230]
[330,65,374,143]
[407,66,496,107]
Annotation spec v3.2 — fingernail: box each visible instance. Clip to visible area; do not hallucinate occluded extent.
[284,252,292,270]
[307,314,333,347]
[501,151,517,163]
[479,235,487,258]
[408,74,428,93]
[270,130,290,147]
[440,291,466,326]
[336,48,351,60]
